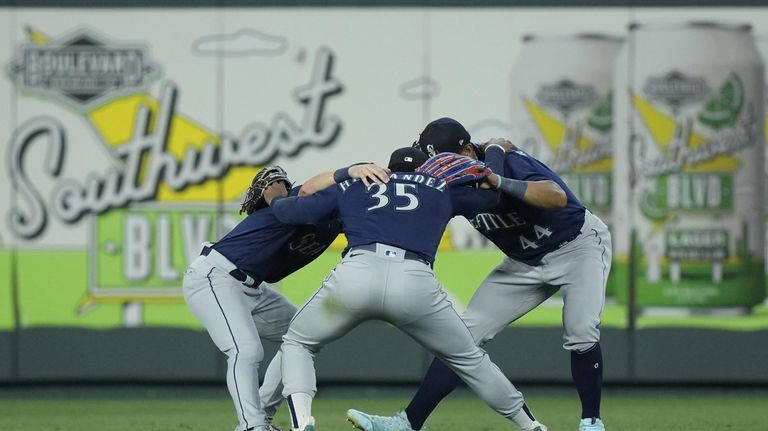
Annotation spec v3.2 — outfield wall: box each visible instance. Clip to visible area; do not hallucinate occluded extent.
[1,326,768,384]
[1,1,768,385]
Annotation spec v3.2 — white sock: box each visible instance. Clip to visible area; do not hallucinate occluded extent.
[287,392,314,429]
[511,406,535,430]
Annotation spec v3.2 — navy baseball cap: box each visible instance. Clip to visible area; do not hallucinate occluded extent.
[388,147,428,172]
[415,117,472,157]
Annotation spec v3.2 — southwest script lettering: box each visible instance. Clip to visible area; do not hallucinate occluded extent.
[8,48,343,240]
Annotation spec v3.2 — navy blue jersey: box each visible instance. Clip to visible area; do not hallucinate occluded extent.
[477,147,586,265]
[271,173,499,264]
[212,186,341,283]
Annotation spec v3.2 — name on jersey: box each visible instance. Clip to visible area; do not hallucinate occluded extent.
[470,212,528,231]
[338,173,446,192]
[470,212,554,251]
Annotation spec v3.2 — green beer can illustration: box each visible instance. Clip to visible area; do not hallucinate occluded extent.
[755,34,768,299]
[613,22,765,308]
[509,33,623,294]
[510,33,622,215]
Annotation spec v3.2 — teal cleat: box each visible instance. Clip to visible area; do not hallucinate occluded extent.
[346,409,422,431]
[523,420,548,431]
[291,416,315,431]
[579,417,605,431]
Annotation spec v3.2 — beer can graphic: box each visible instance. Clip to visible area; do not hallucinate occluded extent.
[510,33,622,214]
[510,33,622,295]
[613,22,765,308]
[755,34,768,296]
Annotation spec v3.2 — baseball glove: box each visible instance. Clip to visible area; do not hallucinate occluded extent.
[416,152,492,186]
[240,165,291,215]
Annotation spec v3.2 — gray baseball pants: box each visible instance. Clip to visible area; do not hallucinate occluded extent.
[183,254,297,431]
[463,210,612,352]
[281,243,527,420]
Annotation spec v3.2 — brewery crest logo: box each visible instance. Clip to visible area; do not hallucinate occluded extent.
[536,79,597,117]
[643,71,709,113]
[8,26,159,109]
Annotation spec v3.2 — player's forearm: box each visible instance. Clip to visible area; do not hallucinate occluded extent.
[298,168,354,196]
[298,172,335,196]
[271,196,314,224]
[491,175,566,208]
[299,163,390,196]
[521,180,567,208]
[483,145,506,173]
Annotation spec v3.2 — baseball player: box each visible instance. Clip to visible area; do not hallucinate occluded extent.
[182,164,388,431]
[346,118,612,431]
[269,148,551,431]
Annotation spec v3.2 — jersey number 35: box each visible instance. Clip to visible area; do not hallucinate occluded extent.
[367,183,419,212]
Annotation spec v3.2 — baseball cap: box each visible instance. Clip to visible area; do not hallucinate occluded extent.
[388,147,428,172]
[415,117,472,157]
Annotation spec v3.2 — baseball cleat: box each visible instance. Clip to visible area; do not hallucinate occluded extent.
[579,417,605,431]
[346,409,421,431]
[522,420,548,431]
[291,416,316,431]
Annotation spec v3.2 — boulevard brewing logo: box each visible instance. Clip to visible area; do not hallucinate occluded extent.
[643,71,709,112]
[8,28,158,108]
[536,79,597,117]
[6,27,344,240]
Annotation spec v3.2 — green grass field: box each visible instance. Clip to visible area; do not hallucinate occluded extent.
[1,393,766,431]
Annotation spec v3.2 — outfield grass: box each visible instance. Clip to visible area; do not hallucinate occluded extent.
[0,394,766,431]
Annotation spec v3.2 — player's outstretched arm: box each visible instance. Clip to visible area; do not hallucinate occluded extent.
[521,179,567,208]
[298,163,390,196]
[479,144,566,208]
[483,174,567,209]
[298,171,334,196]
[269,187,340,225]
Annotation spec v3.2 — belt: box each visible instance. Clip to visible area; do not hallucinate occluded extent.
[556,231,581,250]
[556,210,592,249]
[346,243,432,267]
[201,246,257,287]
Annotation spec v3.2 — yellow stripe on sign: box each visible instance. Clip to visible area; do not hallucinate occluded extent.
[526,98,610,173]
[684,155,739,172]
[572,156,612,174]
[25,25,50,44]
[89,94,157,143]
[525,97,567,151]
[682,121,739,171]
[631,92,676,150]
[765,114,768,142]
[631,92,739,172]
[87,94,262,202]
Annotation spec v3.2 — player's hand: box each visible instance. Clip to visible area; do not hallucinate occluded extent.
[349,163,391,187]
[482,138,516,152]
[263,181,288,205]
[479,173,500,189]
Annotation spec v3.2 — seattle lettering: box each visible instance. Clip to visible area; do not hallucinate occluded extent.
[469,212,527,232]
